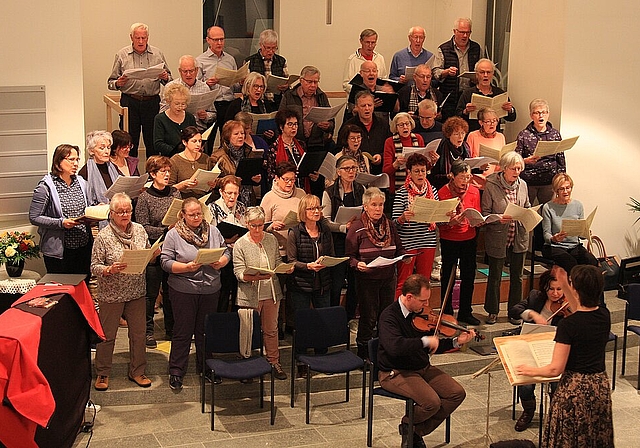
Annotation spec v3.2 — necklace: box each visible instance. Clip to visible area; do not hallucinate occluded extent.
[182,150,199,170]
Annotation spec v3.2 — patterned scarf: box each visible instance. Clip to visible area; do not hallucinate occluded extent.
[175,218,210,248]
[108,220,134,249]
[498,173,519,247]
[240,96,267,114]
[341,147,369,174]
[404,175,436,230]
[361,211,392,248]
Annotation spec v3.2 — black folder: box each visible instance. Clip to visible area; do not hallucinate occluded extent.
[216,221,249,240]
[235,158,264,185]
[297,151,328,177]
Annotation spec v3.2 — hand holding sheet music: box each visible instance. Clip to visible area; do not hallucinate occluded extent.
[469,92,509,119]
[504,203,542,232]
[303,103,345,123]
[105,174,149,199]
[561,207,597,238]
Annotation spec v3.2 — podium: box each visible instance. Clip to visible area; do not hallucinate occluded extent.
[0,282,103,448]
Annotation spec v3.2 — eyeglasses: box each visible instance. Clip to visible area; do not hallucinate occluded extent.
[360,69,378,74]
[396,122,412,128]
[340,166,358,172]
[248,223,264,229]
[532,110,549,116]
[306,206,323,212]
[284,122,299,128]
[411,168,427,174]
[112,210,132,216]
[455,29,472,35]
[207,37,225,42]
[179,69,197,75]
[64,157,80,163]
[419,115,436,120]
[262,45,278,51]
[477,70,493,76]
[482,119,498,124]
[414,74,432,79]
[557,186,572,192]
[185,213,203,219]
[280,177,296,184]
[348,136,362,142]
[301,78,319,84]
[222,190,239,196]
[252,84,265,90]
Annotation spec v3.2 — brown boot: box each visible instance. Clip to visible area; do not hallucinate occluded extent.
[515,398,536,431]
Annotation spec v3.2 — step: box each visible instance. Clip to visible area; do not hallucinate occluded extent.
[91,291,635,407]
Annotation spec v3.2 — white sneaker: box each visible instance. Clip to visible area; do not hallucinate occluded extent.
[86,402,101,413]
[431,267,441,282]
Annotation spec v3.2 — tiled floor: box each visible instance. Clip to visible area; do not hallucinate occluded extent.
[74,351,639,448]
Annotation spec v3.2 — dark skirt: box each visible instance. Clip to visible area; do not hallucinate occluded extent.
[543,370,613,448]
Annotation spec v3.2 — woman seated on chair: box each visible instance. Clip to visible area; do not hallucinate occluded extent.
[517,265,613,448]
[541,173,598,274]
[233,206,294,381]
[508,269,567,432]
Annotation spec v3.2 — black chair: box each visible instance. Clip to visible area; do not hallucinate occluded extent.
[528,222,555,291]
[621,283,640,389]
[366,338,450,447]
[202,310,275,430]
[290,306,366,424]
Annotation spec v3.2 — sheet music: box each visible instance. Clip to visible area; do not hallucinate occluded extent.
[533,136,579,158]
[334,206,362,224]
[355,172,390,188]
[186,89,220,114]
[303,103,345,123]
[504,202,543,232]
[561,207,597,238]
[193,247,226,265]
[317,256,349,267]
[214,62,249,87]
[411,197,459,223]
[404,66,417,79]
[316,152,337,181]
[119,237,163,275]
[123,63,164,80]
[470,92,509,119]
[105,173,149,199]
[249,111,277,134]
[265,74,300,94]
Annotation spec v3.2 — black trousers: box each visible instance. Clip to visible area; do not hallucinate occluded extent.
[119,93,160,158]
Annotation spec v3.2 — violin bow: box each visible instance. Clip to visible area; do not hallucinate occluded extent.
[434,263,458,336]
[546,300,570,323]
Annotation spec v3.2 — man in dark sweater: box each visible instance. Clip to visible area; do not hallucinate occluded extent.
[378,274,474,448]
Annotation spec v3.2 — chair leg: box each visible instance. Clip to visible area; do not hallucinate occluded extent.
[406,399,414,448]
[637,345,640,391]
[366,365,374,447]
[305,366,311,424]
[345,371,350,403]
[259,373,264,408]
[201,367,206,413]
[621,312,628,376]
[210,378,215,431]
[290,359,296,408]
[361,367,366,419]
[270,372,275,425]
[612,335,617,391]
[511,386,517,420]
[445,415,451,443]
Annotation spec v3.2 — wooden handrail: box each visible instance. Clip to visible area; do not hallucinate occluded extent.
[103,94,128,132]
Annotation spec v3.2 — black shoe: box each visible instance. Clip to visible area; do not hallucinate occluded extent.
[169,375,183,391]
[145,335,157,348]
[458,314,481,326]
[202,371,222,384]
[399,423,425,448]
[272,362,287,380]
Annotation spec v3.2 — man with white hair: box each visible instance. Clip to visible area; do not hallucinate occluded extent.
[245,29,289,106]
[389,26,434,84]
[432,18,481,120]
[108,23,172,158]
[160,55,217,136]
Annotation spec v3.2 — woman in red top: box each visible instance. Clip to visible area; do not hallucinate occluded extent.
[382,112,424,194]
[437,159,482,325]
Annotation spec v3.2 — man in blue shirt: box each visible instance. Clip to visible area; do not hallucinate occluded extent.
[390,26,434,85]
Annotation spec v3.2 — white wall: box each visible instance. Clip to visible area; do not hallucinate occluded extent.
[80,1,203,150]
[509,1,640,257]
[0,0,85,153]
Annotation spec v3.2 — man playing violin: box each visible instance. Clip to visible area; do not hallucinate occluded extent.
[378,274,476,448]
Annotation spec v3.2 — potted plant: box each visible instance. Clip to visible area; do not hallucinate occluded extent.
[629,197,640,223]
[0,231,41,277]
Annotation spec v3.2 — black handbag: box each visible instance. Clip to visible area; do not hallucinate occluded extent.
[589,235,620,291]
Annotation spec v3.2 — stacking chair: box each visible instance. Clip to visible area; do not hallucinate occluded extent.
[528,223,554,291]
[366,338,450,447]
[290,306,366,424]
[621,283,640,389]
[202,311,275,430]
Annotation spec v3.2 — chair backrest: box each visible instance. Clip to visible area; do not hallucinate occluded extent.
[367,338,381,379]
[204,311,262,354]
[532,222,545,253]
[627,284,640,321]
[294,306,349,351]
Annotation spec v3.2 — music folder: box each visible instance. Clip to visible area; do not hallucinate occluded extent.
[235,158,264,185]
[297,151,328,177]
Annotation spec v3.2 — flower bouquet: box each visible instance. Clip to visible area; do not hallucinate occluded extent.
[0,231,40,277]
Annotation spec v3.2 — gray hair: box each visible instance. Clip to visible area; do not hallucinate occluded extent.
[408,26,425,36]
[300,65,320,78]
[242,72,267,97]
[500,151,525,170]
[390,112,415,133]
[474,58,495,72]
[245,206,265,224]
[86,130,112,156]
[529,98,549,114]
[178,54,196,67]
[417,99,437,114]
[363,187,385,205]
[109,192,132,212]
[454,18,472,29]
[477,107,498,122]
[130,23,148,35]
[163,83,190,104]
[259,29,278,46]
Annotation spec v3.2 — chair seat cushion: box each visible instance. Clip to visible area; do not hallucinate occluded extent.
[297,350,363,374]
[372,385,411,401]
[207,356,272,380]
[628,325,640,336]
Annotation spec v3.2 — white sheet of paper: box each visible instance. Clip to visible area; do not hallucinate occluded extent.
[504,202,543,232]
[561,207,597,238]
[316,152,337,181]
[193,247,226,265]
[404,66,417,79]
[411,197,459,223]
[186,89,220,115]
[334,206,363,224]
[265,74,300,94]
[303,103,345,123]
[470,92,509,119]
[478,141,517,161]
[533,136,579,158]
[123,63,164,80]
[318,256,349,267]
[366,254,415,268]
[105,173,149,199]
[214,62,249,87]
[458,71,476,81]
[244,262,295,276]
[190,165,221,185]
[282,210,299,229]
[355,172,389,188]
[460,208,502,226]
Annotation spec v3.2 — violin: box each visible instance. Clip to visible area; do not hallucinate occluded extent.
[412,307,485,341]
[547,298,572,321]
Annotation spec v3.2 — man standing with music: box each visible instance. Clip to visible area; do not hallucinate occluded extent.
[377,274,475,448]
